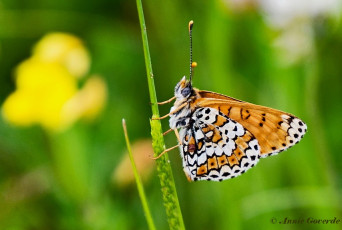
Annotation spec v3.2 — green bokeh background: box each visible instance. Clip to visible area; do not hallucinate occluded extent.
[0,1,341,229]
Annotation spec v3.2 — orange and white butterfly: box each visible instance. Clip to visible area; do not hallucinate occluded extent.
[156,21,307,182]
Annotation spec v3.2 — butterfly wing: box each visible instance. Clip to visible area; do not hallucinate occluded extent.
[197,90,244,102]
[180,107,260,181]
[195,91,307,157]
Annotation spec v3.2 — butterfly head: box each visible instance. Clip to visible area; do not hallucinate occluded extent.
[174,76,193,99]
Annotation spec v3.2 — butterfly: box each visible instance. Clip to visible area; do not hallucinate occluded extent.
[154,21,307,182]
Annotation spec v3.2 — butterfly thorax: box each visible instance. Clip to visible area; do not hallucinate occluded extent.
[169,77,201,129]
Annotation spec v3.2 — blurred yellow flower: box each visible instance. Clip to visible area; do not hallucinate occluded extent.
[2,90,36,126]
[33,33,90,78]
[3,59,77,129]
[1,33,107,132]
[16,58,77,93]
[61,76,107,127]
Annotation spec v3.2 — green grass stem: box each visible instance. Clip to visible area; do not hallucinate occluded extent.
[122,119,156,230]
[136,0,185,229]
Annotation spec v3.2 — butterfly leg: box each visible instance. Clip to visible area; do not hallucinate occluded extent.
[173,128,182,144]
[152,103,187,120]
[150,128,182,159]
[163,128,182,145]
[157,96,176,105]
[153,113,171,120]
[163,128,173,136]
[150,144,181,160]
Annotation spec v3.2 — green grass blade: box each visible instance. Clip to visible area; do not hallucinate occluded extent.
[122,119,156,230]
[136,0,186,229]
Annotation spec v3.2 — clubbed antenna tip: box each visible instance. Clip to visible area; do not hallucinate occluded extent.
[188,20,194,33]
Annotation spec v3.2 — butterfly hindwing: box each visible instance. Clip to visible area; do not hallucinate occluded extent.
[180,107,260,181]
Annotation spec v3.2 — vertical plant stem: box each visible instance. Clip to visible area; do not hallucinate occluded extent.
[49,129,89,204]
[136,0,185,229]
[122,119,156,230]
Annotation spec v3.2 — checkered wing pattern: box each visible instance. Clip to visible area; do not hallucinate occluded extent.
[196,96,307,158]
[180,107,260,181]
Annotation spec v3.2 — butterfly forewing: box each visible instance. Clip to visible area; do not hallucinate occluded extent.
[196,91,307,157]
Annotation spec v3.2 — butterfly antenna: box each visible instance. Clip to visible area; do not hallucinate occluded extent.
[188,20,196,83]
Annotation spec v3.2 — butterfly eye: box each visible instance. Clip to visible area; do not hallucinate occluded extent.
[181,87,191,97]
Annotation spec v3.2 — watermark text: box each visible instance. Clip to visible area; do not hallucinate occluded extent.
[271,217,341,225]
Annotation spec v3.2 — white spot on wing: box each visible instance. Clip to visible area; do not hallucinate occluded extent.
[197,152,207,165]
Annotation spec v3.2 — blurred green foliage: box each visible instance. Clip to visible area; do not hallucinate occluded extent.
[0,0,341,229]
